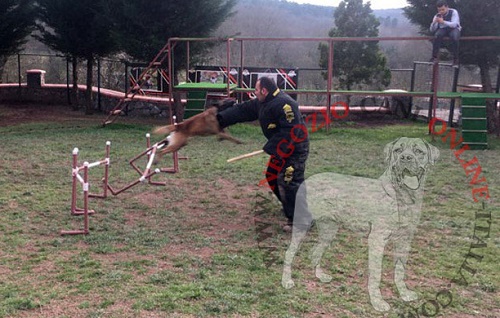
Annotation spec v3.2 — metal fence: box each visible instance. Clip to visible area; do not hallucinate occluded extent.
[1,52,498,109]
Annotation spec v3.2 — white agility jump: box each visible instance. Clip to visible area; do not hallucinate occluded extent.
[61,134,180,236]
[61,142,111,235]
[129,133,172,187]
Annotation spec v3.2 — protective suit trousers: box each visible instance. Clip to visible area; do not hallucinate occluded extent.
[265,151,308,222]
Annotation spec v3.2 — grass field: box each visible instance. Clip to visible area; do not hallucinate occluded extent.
[0,104,498,318]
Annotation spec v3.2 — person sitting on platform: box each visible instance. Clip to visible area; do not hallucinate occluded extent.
[430,0,461,68]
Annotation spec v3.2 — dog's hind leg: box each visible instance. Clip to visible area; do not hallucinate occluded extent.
[281,225,308,289]
[311,218,338,283]
[394,234,418,302]
[153,133,187,165]
[282,183,311,289]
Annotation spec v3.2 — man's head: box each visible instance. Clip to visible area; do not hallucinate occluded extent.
[255,77,278,102]
[436,0,449,16]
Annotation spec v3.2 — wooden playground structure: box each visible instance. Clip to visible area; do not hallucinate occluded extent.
[101,36,499,130]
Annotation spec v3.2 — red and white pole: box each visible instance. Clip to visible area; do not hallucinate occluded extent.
[71,148,79,215]
[82,162,90,234]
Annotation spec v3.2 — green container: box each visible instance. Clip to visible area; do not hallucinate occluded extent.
[185,91,206,118]
[460,97,488,149]
[188,91,206,100]
[462,132,488,149]
[461,106,486,118]
[462,131,487,143]
[462,118,487,130]
[462,97,486,106]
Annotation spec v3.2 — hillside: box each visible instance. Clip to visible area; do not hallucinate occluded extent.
[215,0,416,38]
[23,0,419,64]
[212,0,422,69]
[17,0,433,87]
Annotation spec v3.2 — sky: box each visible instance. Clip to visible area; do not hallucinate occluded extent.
[289,0,409,10]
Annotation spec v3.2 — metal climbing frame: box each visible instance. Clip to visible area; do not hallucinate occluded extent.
[102,42,172,126]
[165,36,500,130]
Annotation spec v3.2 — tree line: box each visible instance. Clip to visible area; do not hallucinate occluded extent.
[1,0,236,114]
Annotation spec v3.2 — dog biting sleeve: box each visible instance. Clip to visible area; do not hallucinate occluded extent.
[217,99,259,128]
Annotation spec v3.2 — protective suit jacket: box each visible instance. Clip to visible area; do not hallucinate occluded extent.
[217,88,309,159]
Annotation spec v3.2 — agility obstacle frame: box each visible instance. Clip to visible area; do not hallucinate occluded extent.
[129,116,182,182]
[107,134,168,196]
[61,142,111,235]
[61,132,181,235]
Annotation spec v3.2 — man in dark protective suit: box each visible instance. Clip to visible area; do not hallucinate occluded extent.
[217,76,309,232]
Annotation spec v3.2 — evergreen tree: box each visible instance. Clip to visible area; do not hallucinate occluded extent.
[114,0,236,65]
[404,0,500,132]
[0,0,35,82]
[36,0,121,114]
[318,0,391,94]
[113,0,235,119]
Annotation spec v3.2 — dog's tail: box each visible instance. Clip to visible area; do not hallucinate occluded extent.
[152,124,176,136]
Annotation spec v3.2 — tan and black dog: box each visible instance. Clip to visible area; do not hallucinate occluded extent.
[152,107,242,158]
[281,137,440,312]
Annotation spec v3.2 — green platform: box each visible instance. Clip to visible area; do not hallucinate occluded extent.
[175,83,237,91]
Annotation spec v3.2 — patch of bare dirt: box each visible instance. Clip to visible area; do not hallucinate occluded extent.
[0,102,412,130]
[0,102,169,127]
[131,177,259,245]
[0,103,98,126]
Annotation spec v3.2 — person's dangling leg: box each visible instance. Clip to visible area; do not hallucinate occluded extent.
[449,28,461,66]
[432,28,447,62]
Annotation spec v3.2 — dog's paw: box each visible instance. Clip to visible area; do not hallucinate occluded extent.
[401,289,418,302]
[281,278,295,289]
[315,267,332,283]
[371,298,391,312]
[281,280,295,289]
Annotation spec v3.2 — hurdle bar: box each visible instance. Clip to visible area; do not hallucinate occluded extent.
[61,160,92,235]
[103,121,184,195]
[69,149,97,215]
[61,142,111,235]
[165,115,180,173]
[88,141,111,198]
[110,136,165,194]
[106,168,162,196]
[129,134,169,186]
[70,141,111,213]
[130,115,183,179]
[150,132,186,174]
